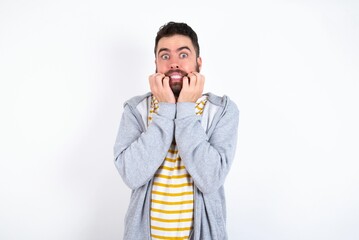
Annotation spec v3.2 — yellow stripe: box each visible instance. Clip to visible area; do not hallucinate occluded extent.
[152,191,193,197]
[164,157,181,163]
[151,216,193,223]
[151,208,193,214]
[168,149,178,154]
[151,234,189,239]
[195,105,204,111]
[155,174,190,179]
[151,225,193,231]
[153,182,192,188]
[151,199,194,205]
[159,166,185,171]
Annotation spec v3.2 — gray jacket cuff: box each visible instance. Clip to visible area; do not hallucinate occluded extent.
[176,102,197,119]
[157,102,176,119]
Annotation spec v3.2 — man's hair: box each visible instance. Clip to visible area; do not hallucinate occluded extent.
[154,21,200,57]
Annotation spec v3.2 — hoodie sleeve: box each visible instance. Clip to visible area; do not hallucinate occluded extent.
[114,102,176,190]
[175,98,239,194]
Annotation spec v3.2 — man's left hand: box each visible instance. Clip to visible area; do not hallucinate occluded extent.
[177,72,205,103]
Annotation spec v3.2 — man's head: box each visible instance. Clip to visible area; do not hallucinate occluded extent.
[154,22,202,97]
[154,22,200,58]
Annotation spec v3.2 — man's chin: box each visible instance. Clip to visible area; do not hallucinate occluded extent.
[171,85,182,98]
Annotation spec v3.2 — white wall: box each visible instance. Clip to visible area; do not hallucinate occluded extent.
[1,0,358,239]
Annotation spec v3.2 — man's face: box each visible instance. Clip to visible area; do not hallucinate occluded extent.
[155,34,202,97]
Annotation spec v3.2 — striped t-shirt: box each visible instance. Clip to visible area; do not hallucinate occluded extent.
[149,96,207,240]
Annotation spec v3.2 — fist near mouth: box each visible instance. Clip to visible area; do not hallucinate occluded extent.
[149,73,176,103]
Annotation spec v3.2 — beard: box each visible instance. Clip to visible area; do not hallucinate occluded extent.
[165,69,187,97]
[156,63,200,98]
[170,83,182,97]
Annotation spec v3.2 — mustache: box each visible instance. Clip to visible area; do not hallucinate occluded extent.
[164,69,188,77]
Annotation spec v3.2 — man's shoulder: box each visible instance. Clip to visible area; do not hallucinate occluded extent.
[124,92,152,108]
[206,92,237,109]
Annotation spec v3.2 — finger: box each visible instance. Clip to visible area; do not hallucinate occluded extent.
[154,73,165,87]
[191,72,203,87]
[149,73,155,84]
[182,76,189,89]
[149,73,161,85]
[201,75,205,90]
[149,74,157,92]
[197,73,205,89]
[162,76,170,89]
[186,73,196,88]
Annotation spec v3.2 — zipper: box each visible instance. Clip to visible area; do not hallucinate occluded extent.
[192,185,197,240]
[148,178,154,239]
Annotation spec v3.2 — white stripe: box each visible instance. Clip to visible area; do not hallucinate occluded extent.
[151,211,194,220]
[151,229,191,238]
[153,177,191,184]
[151,221,193,229]
[151,194,194,202]
[152,185,193,193]
[151,203,194,211]
[154,168,190,176]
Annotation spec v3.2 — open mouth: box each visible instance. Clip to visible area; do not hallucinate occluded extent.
[166,70,187,82]
[169,74,183,82]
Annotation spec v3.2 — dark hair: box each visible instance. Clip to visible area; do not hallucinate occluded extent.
[154,21,200,57]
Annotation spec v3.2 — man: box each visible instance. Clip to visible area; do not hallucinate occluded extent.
[114,21,239,240]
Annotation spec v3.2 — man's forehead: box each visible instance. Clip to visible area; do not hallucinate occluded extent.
[157,35,194,52]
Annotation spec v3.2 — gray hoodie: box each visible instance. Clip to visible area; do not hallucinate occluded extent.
[114,92,239,240]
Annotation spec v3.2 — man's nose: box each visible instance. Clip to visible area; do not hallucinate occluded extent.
[170,62,179,69]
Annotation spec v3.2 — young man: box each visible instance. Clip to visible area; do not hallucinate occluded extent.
[114,22,239,240]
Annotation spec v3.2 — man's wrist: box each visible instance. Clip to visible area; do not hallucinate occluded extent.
[176,102,197,119]
[157,102,176,119]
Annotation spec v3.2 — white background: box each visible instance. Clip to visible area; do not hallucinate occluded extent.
[1,0,358,239]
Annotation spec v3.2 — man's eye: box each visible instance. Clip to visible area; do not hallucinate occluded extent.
[161,54,169,60]
[180,53,188,58]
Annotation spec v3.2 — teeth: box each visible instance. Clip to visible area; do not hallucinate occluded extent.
[170,75,182,79]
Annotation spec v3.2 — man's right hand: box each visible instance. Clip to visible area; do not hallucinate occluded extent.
[149,73,176,103]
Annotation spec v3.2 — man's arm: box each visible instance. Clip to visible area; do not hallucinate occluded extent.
[175,98,239,194]
[114,102,176,190]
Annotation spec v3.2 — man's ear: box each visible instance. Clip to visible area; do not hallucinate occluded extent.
[197,57,202,72]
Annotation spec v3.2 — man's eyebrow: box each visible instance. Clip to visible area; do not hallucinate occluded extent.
[157,46,192,55]
[177,46,191,52]
[158,48,170,55]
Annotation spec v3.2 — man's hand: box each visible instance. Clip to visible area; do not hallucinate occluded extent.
[149,73,176,103]
[177,72,205,103]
